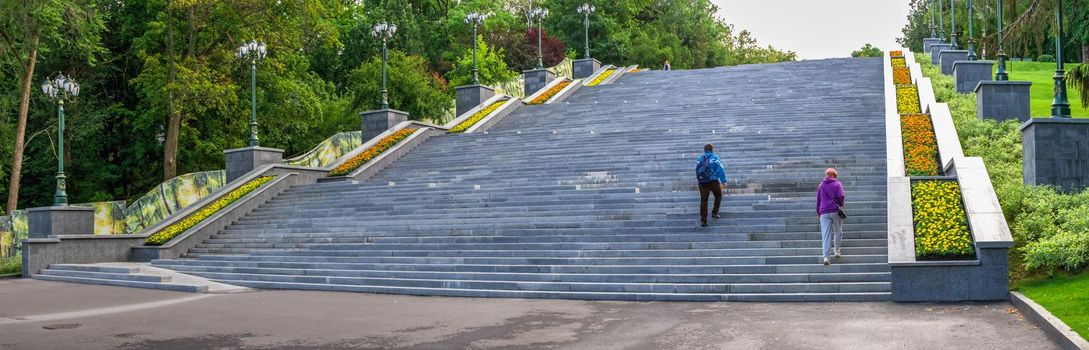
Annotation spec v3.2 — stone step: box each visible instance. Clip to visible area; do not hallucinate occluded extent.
[32,274,209,293]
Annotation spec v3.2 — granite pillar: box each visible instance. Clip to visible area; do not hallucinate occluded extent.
[572,58,601,79]
[952,61,993,93]
[454,85,495,118]
[1021,118,1089,192]
[923,38,945,53]
[224,146,284,183]
[523,68,557,97]
[26,206,94,239]
[938,50,969,75]
[975,81,1032,122]
[930,44,952,64]
[360,108,409,142]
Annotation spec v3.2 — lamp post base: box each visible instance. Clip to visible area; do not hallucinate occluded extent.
[360,108,409,142]
[953,60,993,93]
[224,146,284,183]
[922,38,945,53]
[26,206,94,239]
[975,81,1032,123]
[930,44,952,65]
[1021,117,1089,192]
[572,58,601,79]
[938,50,969,75]
[454,85,496,118]
[523,68,557,97]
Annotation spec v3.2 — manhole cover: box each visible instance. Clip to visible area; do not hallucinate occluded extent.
[42,323,81,330]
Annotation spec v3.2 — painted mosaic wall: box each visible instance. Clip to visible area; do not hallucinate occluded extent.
[0,210,28,259]
[284,131,364,168]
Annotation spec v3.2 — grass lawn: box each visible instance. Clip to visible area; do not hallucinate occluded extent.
[0,258,20,276]
[995,61,1089,118]
[1016,272,1089,342]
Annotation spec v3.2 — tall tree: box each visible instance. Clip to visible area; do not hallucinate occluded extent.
[0,0,103,212]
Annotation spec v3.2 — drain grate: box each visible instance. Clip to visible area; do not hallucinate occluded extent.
[42,323,81,330]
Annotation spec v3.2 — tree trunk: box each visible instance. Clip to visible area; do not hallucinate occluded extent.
[6,35,38,213]
[1083,45,1088,63]
[163,0,179,180]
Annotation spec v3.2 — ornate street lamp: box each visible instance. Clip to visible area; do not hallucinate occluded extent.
[529,7,548,69]
[40,73,80,206]
[577,3,595,59]
[967,0,977,60]
[372,22,397,110]
[236,40,267,147]
[950,0,958,49]
[995,0,1009,80]
[1051,0,1071,118]
[465,12,489,85]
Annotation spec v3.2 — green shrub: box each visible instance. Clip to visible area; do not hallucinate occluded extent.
[1036,54,1056,63]
[0,257,20,276]
[916,52,1089,275]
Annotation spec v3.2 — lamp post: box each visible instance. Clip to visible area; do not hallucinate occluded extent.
[578,3,595,59]
[236,40,267,147]
[529,7,548,69]
[1051,0,1071,118]
[465,12,489,85]
[995,0,1008,80]
[939,0,945,40]
[950,0,958,49]
[40,73,80,206]
[930,0,937,38]
[372,22,397,110]
[967,0,977,60]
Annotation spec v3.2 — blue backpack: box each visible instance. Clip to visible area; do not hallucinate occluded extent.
[696,156,716,183]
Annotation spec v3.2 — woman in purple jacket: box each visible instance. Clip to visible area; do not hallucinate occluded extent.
[816,168,845,265]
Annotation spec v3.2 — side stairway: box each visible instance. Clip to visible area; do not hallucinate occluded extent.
[45,58,891,301]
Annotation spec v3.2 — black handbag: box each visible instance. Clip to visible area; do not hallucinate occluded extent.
[837,206,847,219]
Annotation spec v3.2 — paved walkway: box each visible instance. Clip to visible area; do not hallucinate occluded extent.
[0,279,1060,350]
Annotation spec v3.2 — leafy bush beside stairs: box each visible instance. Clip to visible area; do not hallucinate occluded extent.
[916,53,1089,277]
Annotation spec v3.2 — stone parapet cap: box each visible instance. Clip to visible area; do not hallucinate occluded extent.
[224,146,285,155]
[26,206,93,213]
[1019,116,1089,131]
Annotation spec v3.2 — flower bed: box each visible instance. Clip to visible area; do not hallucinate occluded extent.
[329,128,417,176]
[893,67,911,85]
[145,176,274,245]
[890,50,904,58]
[527,80,571,105]
[449,100,505,134]
[911,180,975,259]
[892,57,907,68]
[896,84,921,114]
[586,69,617,86]
[901,114,942,176]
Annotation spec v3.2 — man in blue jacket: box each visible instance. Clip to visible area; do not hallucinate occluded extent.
[696,144,727,227]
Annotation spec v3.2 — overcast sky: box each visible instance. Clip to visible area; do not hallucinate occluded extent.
[712,0,913,59]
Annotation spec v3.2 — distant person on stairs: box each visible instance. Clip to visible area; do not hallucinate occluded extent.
[695,144,727,227]
[663,60,671,71]
[816,168,846,266]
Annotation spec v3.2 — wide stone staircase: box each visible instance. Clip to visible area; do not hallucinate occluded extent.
[116,58,886,301]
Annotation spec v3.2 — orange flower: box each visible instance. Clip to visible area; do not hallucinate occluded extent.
[901,114,941,176]
[893,67,911,85]
[528,80,572,105]
[890,50,904,58]
[329,128,417,176]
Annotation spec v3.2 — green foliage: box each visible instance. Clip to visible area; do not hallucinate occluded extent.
[0,257,19,276]
[1035,54,1056,63]
[851,44,883,58]
[1016,271,1089,341]
[446,36,517,87]
[349,50,453,122]
[916,53,1089,276]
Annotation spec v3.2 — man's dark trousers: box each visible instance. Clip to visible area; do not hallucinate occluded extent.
[699,181,722,224]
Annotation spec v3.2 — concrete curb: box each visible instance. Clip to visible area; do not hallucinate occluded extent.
[1010,291,1089,350]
